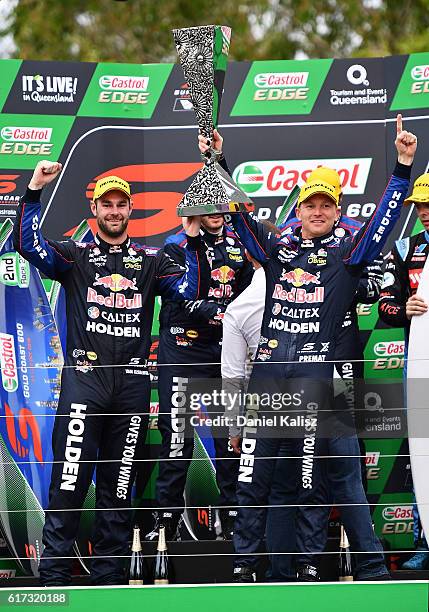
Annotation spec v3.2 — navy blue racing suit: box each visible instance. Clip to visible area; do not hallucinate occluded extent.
[225,161,411,579]
[155,226,253,519]
[276,215,382,572]
[13,187,209,585]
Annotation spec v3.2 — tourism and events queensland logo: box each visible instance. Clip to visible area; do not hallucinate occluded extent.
[391,52,429,110]
[231,58,332,116]
[233,158,372,197]
[329,62,387,107]
[78,62,174,119]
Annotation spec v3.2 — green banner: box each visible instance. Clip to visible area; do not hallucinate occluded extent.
[0,60,22,112]
[78,63,173,118]
[372,492,414,550]
[364,327,405,380]
[0,113,74,169]
[0,583,427,612]
[231,59,332,116]
[390,52,429,110]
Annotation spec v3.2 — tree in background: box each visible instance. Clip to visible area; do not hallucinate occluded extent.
[2,0,429,62]
[0,0,268,63]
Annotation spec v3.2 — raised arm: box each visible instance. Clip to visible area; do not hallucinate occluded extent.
[342,115,416,266]
[13,160,75,280]
[198,130,281,263]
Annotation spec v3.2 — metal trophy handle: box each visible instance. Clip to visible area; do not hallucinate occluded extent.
[172,25,254,216]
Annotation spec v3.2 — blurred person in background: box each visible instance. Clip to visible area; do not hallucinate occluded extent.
[146,206,253,542]
[378,172,429,570]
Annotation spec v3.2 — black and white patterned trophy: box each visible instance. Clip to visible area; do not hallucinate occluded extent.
[173,25,253,216]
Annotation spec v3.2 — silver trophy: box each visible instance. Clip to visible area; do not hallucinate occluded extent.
[173,25,253,216]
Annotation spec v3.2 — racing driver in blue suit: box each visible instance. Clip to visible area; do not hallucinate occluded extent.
[199,114,417,581]
[13,160,209,586]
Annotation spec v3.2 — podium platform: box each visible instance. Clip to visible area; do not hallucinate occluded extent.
[0,582,428,612]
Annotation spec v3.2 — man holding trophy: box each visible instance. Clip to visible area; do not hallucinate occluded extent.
[173,24,416,581]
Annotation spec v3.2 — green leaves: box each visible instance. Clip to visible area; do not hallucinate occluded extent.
[3,0,429,62]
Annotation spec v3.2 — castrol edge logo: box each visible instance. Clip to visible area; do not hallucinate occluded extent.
[254,72,309,88]
[365,451,380,467]
[232,158,372,198]
[411,65,429,81]
[373,340,405,357]
[0,333,18,392]
[1,126,52,142]
[382,505,413,521]
[99,75,149,91]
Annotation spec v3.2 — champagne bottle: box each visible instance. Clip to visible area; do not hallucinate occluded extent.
[129,526,144,585]
[338,525,353,582]
[154,526,170,585]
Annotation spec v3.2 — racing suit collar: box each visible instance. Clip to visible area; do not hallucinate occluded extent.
[295,227,337,247]
[94,233,131,253]
[200,225,225,245]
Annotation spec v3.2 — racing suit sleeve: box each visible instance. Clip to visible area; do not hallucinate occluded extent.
[355,254,383,304]
[156,235,210,301]
[182,300,226,325]
[219,155,281,262]
[341,161,411,266]
[161,237,253,324]
[183,256,254,325]
[378,244,409,327]
[13,187,75,280]
[224,210,282,264]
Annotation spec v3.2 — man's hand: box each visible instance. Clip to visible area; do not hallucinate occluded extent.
[230,435,241,455]
[198,128,223,157]
[395,114,417,166]
[182,215,202,237]
[28,160,62,190]
[406,294,428,319]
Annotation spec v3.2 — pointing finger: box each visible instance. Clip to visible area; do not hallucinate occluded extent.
[396,113,403,135]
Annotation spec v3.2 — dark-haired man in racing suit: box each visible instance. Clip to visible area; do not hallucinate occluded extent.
[199,115,416,581]
[147,217,253,541]
[13,160,209,586]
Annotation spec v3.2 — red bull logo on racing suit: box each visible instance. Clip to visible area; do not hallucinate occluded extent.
[93,273,138,292]
[209,265,235,299]
[279,267,320,287]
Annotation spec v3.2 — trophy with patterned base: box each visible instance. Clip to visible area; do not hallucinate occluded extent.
[173,25,253,216]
